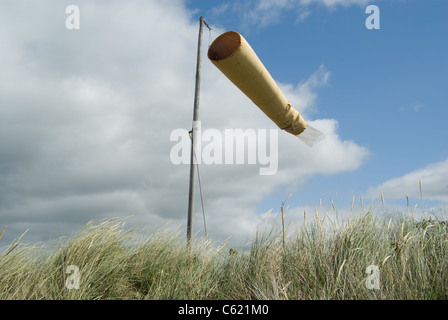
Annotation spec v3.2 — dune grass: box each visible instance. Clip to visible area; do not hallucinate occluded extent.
[0,207,447,300]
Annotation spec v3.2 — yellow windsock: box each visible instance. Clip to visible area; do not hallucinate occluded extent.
[207,31,324,146]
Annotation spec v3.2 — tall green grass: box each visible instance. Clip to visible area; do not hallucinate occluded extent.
[0,207,447,300]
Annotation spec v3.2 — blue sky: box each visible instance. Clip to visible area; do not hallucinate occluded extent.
[189,0,448,211]
[0,0,446,248]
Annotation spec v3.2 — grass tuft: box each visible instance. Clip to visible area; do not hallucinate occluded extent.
[0,207,447,300]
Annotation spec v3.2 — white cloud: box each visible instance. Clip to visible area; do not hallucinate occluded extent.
[366,159,448,203]
[210,3,230,17]
[0,0,368,248]
[279,64,330,116]
[232,0,371,27]
[400,104,422,113]
[299,0,369,7]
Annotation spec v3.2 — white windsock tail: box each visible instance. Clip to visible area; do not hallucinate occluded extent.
[296,124,325,147]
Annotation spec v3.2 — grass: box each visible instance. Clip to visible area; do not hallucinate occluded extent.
[0,205,447,300]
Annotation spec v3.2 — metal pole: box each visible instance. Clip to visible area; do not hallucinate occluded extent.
[187,16,204,244]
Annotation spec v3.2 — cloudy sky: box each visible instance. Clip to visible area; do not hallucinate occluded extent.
[1,0,447,248]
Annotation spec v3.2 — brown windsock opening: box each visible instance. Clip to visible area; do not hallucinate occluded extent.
[207,31,241,61]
